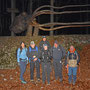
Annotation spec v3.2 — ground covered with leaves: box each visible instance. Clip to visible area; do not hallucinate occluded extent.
[0,36,90,90]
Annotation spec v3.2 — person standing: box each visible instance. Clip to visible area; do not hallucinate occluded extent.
[39,36,51,51]
[40,44,52,85]
[52,40,66,82]
[27,41,40,82]
[17,41,28,84]
[65,45,80,85]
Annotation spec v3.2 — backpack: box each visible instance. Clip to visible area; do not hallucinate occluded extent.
[67,51,77,58]
[29,46,38,53]
[41,50,51,62]
[67,51,78,67]
[29,46,40,62]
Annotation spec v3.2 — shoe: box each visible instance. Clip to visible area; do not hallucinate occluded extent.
[21,80,27,84]
[30,79,34,82]
[73,82,75,85]
[54,80,56,82]
[36,79,40,83]
[37,78,40,82]
[54,77,58,82]
[47,82,50,85]
[47,83,50,85]
[60,78,63,82]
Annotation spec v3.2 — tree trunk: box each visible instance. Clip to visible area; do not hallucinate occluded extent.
[33,26,39,36]
[11,0,15,36]
[27,25,33,36]
[26,0,33,37]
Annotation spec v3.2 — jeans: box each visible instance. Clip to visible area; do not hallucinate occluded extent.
[41,62,51,83]
[53,61,63,80]
[68,67,77,83]
[20,61,27,81]
[30,60,40,80]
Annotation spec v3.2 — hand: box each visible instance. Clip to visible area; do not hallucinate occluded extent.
[33,56,36,58]
[33,58,38,62]
[60,61,62,63]
[65,66,67,69]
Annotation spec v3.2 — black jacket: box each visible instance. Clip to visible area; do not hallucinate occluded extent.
[40,49,52,63]
[51,45,66,62]
[27,46,40,62]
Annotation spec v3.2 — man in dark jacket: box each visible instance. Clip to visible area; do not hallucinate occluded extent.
[27,41,40,82]
[39,36,51,51]
[52,40,66,82]
[40,44,52,85]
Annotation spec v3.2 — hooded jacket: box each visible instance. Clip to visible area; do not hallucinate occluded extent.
[52,45,66,62]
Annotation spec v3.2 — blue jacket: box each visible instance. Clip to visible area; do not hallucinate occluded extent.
[17,48,28,62]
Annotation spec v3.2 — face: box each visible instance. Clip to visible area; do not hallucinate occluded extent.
[22,12,26,16]
[31,44,35,48]
[44,46,48,50]
[54,43,58,48]
[70,46,74,51]
[43,38,46,41]
[21,42,25,48]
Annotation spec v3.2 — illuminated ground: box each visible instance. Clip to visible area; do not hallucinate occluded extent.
[0,44,90,90]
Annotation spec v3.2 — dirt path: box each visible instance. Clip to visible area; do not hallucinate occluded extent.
[0,44,90,90]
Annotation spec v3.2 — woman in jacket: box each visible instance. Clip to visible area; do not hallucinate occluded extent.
[17,41,28,84]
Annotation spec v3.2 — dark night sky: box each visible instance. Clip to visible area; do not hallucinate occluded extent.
[0,0,90,36]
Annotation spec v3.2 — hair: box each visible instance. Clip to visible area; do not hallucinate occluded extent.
[20,41,26,54]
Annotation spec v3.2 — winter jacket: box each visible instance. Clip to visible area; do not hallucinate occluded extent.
[17,48,28,62]
[40,49,52,63]
[52,45,66,62]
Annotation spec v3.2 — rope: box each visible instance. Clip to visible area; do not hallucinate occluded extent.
[38,25,90,31]
[33,4,90,14]
[29,4,90,31]
[31,10,90,21]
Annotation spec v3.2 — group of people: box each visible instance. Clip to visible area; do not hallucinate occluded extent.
[17,36,80,85]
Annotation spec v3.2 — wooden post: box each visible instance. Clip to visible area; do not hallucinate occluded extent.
[7,0,19,36]
[33,0,40,36]
[11,0,15,36]
[26,0,33,36]
[86,0,89,34]
[50,0,54,36]
[30,0,32,14]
